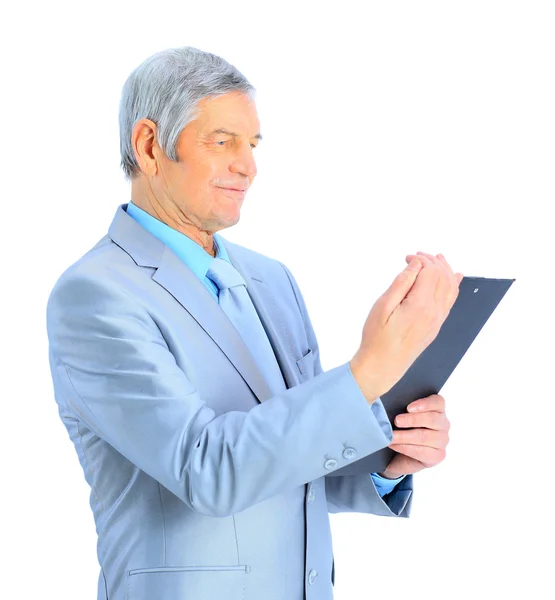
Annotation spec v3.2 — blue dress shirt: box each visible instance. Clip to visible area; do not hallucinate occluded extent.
[125,200,405,497]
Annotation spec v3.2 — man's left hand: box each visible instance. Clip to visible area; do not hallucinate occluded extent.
[379,394,450,479]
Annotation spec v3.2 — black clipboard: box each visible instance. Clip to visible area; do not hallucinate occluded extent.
[328,276,515,477]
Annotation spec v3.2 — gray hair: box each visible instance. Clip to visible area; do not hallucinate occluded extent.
[118,46,256,181]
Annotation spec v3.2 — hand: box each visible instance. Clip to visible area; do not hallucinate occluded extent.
[378,394,450,478]
[350,251,463,402]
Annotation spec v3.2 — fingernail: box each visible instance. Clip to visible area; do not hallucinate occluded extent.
[407,258,420,270]
[407,404,419,412]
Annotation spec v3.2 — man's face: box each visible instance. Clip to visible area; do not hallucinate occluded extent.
[152,91,261,233]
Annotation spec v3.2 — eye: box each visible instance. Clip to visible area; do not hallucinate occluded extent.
[250,143,257,149]
[216,140,226,146]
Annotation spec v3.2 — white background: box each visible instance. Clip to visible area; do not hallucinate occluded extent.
[1,1,553,598]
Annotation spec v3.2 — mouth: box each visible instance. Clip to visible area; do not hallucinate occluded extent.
[216,186,247,198]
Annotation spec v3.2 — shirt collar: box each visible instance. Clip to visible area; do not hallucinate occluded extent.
[126,201,231,282]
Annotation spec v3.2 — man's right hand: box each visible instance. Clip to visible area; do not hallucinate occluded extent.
[350,252,463,403]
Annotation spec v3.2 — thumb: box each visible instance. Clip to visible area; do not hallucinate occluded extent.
[380,258,422,316]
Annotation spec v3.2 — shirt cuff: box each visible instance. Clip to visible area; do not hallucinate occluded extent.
[365,397,406,497]
[368,396,394,441]
[371,471,407,497]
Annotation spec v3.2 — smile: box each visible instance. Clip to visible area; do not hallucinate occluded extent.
[217,187,247,198]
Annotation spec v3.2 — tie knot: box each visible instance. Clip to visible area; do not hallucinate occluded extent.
[206,258,246,291]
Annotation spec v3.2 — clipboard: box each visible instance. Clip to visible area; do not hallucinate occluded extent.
[328,275,515,477]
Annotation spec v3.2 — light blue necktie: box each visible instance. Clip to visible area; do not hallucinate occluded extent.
[206,258,287,396]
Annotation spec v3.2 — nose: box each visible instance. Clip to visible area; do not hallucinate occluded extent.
[229,144,257,180]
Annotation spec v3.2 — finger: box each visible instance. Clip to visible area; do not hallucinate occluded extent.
[421,253,457,291]
[391,428,449,450]
[416,251,443,266]
[436,254,455,278]
[407,394,446,413]
[431,254,462,286]
[379,258,423,317]
[405,253,434,268]
[407,253,452,282]
[403,258,440,304]
[394,410,449,431]
[411,253,459,310]
[406,254,445,294]
[407,254,462,304]
[431,256,455,308]
[436,256,464,288]
[389,443,446,466]
[429,254,462,310]
[418,252,452,276]
[383,454,426,476]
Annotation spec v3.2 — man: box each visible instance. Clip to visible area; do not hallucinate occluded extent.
[46,46,461,600]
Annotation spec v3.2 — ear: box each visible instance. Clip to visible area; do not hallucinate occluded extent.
[131,118,160,177]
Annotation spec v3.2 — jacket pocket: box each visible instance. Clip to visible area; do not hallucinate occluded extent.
[296,348,314,377]
[126,565,250,600]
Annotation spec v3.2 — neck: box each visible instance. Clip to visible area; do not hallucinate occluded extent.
[131,182,216,257]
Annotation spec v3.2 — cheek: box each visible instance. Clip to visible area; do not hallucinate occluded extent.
[177,160,214,197]
[194,158,221,192]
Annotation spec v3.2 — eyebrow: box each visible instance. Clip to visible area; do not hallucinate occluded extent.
[208,128,263,141]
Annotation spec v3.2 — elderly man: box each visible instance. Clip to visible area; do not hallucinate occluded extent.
[46,47,461,600]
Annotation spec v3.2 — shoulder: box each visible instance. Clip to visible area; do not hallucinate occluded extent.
[46,234,148,316]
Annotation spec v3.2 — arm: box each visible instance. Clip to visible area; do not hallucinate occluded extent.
[46,270,393,519]
[278,262,411,517]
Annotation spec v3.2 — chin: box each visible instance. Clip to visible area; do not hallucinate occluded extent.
[209,198,243,230]
[224,213,241,228]
[211,211,240,231]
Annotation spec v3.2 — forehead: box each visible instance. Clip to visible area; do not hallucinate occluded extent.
[195,92,260,133]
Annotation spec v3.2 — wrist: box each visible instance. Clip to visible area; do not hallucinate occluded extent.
[349,357,382,405]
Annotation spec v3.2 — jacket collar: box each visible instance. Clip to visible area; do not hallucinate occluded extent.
[108,204,300,401]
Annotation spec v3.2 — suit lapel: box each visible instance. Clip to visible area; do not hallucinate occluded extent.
[108,204,299,404]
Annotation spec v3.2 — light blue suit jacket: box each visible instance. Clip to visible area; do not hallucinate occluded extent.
[46,203,413,600]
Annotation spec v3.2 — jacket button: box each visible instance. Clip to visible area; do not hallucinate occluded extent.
[308,569,318,585]
[343,447,357,460]
[324,458,337,470]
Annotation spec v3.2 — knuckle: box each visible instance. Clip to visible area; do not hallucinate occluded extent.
[429,414,441,429]
[426,448,445,466]
[431,393,444,407]
[414,444,424,458]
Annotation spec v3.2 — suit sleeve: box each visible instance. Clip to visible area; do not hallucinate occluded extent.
[46,270,394,519]
[277,261,413,518]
